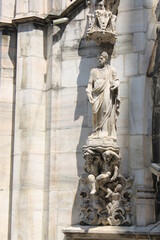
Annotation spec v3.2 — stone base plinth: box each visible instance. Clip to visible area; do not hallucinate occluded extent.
[63,225,160,240]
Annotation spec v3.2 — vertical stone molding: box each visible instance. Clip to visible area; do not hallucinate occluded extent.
[0,28,17,240]
[11,23,47,240]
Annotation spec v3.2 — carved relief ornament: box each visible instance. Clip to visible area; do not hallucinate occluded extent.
[86,0,120,45]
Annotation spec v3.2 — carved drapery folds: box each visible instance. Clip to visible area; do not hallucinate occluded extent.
[86,0,120,45]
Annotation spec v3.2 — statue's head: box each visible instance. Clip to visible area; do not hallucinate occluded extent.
[104,0,113,10]
[96,1,104,10]
[84,153,93,163]
[98,51,108,67]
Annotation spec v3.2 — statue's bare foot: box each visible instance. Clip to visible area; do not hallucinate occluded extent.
[90,189,96,195]
[105,193,111,198]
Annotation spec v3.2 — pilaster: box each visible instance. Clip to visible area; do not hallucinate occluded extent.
[11,22,47,240]
[0,28,17,240]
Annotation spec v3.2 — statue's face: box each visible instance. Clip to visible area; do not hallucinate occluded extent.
[98,2,104,10]
[86,155,93,163]
[98,55,107,67]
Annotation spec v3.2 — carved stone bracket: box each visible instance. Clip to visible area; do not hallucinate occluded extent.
[79,142,133,226]
[86,0,120,45]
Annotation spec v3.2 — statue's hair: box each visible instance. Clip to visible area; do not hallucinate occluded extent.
[101,51,108,60]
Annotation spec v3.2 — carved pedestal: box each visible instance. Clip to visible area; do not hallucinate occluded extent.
[79,138,133,226]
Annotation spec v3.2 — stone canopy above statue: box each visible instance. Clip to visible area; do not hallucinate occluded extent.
[86,0,120,45]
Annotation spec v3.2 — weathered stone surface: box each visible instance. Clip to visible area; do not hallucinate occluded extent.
[129,76,146,134]
[133,33,146,52]
[0,0,15,22]
[125,53,138,76]
[117,10,143,34]
[0,29,16,240]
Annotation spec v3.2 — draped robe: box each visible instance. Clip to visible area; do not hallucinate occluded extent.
[86,64,120,140]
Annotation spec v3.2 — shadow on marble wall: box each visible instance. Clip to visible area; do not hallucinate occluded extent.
[4,29,17,240]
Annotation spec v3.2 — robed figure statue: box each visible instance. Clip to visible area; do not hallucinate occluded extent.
[86,51,120,142]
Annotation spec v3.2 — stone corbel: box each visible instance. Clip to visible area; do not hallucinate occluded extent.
[85,0,120,45]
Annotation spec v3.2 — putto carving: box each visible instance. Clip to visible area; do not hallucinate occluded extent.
[80,146,133,226]
[86,0,120,45]
[79,52,133,226]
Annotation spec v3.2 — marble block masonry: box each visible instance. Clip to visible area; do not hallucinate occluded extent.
[0,0,159,240]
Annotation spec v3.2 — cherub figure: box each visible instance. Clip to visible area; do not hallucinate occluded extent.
[84,153,101,194]
[86,149,119,195]
[105,183,125,225]
[95,1,112,33]
[95,150,119,192]
[86,0,97,32]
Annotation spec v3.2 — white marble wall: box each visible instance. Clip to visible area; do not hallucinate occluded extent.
[0,30,16,239]
[115,0,157,225]
[0,0,159,239]
[15,0,77,17]
[0,0,16,22]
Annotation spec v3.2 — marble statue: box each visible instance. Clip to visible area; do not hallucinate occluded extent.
[78,0,133,227]
[86,51,120,142]
[86,0,120,44]
[79,51,133,226]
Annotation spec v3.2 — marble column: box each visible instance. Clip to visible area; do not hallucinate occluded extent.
[11,23,47,240]
[0,29,16,240]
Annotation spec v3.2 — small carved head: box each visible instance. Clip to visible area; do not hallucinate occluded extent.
[102,150,111,162]
[124,202,131,212]
[96,1,104,10]
[84,154,93,163]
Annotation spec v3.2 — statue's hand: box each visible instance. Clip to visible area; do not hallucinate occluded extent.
[110,82,119,91]
[88,94,94,104]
